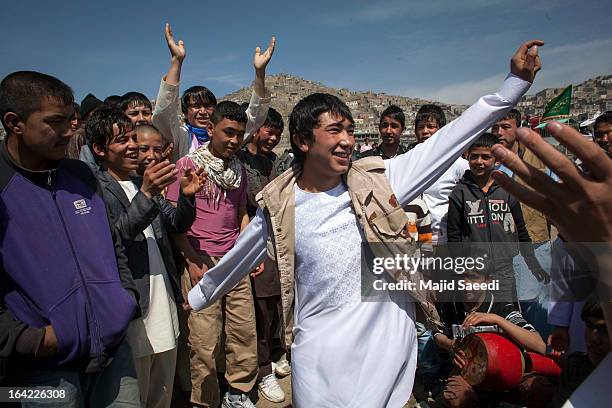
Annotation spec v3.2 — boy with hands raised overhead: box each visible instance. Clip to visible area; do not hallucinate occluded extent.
[153,23,274,163]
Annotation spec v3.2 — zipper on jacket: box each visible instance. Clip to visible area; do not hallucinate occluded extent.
[482,189,496,266]
[49,170,104,364]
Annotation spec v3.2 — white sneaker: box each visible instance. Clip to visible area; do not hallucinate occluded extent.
[273,359,291,378]
[258,373,285,403]
[221,392,256,408]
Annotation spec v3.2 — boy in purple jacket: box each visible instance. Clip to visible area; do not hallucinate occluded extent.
[0,71,140,406]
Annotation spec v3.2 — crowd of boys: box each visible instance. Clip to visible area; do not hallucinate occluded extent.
[1,28,611,408]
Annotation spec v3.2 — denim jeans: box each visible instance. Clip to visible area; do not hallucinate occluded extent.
[21,339,140,408]
[416,321,441,395]
[514,241,553,340]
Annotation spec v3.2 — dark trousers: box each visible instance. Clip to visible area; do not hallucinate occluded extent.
[254,295,281,379]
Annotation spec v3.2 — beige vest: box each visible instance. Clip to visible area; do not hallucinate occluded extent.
[517,147,551,242]
[256,156,441,347]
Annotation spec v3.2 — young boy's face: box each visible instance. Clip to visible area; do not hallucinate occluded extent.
[491,118,518,150]
[415,119,439,143]
[208,118,246,160]
[253,126,282,154]
[99,124,138,179]
[301,112,354,177]
[379,115,403,146]
[186,98,215,129]
[11,97,74,164]
[70,109,81,132]
[462,270,488,303]
[468,146,498,179]
[124,103,152,126]
[136,129,163,175]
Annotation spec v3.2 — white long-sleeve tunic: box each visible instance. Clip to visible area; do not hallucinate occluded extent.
[188,74,530,407]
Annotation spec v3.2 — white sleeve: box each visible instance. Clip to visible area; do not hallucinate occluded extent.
[244,90,271,143]
[547,238,573,326]
[188,208,268,310]
[385,73,531,205]
[454,158,470,180]
[152,78,190,161]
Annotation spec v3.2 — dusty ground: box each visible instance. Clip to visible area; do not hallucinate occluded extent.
[254,374,419,408]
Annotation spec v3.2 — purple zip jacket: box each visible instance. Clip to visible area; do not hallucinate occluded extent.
[0,142,138,380]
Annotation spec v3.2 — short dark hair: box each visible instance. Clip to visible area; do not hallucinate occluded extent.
[380,105,405,129]
[581,302,603,321]
[210,101,247,125]
[119,92,152,112]
[85,106,133,163]
[289,93,354,166]
[104,95,122,106]
[181,86,217,115]
[468,132,500,152]
[415,104,447,129]
[0,71,74,130]
[498,108,521,127]
[594,111,612,129]
[262,107,284,132]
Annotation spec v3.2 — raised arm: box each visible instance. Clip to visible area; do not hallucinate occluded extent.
[163,22,185,86]
[245,37,275,141]
[153,23,188,159]
[188,208,268,310]
[386,40,543,205]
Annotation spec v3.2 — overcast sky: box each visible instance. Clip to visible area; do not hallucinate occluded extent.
[1,0,610,105]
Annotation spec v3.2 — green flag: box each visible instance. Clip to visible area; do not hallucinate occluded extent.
[542,85,572,120]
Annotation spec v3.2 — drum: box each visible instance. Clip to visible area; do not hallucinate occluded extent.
[461,332,525,392]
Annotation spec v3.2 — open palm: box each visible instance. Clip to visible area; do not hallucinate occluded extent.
[165,23,186,61]
[180,167,206,197]
[253,36,276,70]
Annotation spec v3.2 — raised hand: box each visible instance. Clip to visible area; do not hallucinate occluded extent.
[510,39,544,83]
[491,122,612,242]
[253,36,276,72]
[165,23,186,62]
[180,166,207,197]
[141,160,179,198]
[161,142,174,162]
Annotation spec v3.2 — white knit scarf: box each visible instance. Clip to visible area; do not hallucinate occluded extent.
[188,142,242,204]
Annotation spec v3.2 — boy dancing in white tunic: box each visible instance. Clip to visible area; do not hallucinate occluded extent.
[188,40,543,407]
